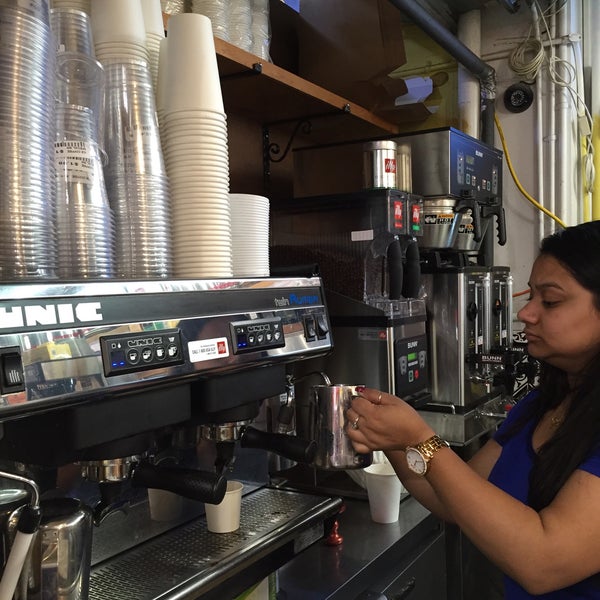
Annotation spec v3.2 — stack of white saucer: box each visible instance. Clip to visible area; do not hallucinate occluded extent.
[158,13,232,278]
[229,194,270,277]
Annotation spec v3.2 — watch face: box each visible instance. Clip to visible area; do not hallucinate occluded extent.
[406,448,427,475]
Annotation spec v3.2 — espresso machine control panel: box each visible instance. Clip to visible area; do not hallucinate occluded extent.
[0,277,332,419]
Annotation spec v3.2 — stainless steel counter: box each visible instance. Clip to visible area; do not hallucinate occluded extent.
[277,496,446,600]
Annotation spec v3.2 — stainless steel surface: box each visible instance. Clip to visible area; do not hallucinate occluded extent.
[421,197,462,249]
[392,127,502,201]
[79,456,143,482]
[89,487,342,600]
[277,496,445,600]
[309,384,372,470]
[19,498,93,600]
[418,395,505,445]
[363,140,397,190]
[453,209,489,251]
[0,276,332,418]
[423,267,496,408]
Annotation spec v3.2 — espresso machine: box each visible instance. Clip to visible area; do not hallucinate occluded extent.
[0,276,342,600]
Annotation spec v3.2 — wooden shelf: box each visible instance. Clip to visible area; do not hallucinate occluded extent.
[215,38,401,143]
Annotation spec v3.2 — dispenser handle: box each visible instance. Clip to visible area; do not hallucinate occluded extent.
[132,462,227,504]
[482,202,507,246]
[401,238,421,299]
[387,238,404,300]
[240,426,317,464]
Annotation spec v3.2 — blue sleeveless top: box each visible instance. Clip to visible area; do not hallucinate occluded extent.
[489,390,600,598]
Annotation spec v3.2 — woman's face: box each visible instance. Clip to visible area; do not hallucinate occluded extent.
[517,254,600,374]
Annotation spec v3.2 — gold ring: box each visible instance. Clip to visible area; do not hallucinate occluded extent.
[376,393,382,405]
[351,416,360,430]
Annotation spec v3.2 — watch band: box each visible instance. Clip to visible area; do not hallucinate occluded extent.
[414,434,450,462]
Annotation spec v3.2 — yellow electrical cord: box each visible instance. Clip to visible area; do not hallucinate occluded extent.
[494,112,568,229]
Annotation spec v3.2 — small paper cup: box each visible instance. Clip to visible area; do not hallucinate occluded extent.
[364,462,402,523]
[204,480,243,533]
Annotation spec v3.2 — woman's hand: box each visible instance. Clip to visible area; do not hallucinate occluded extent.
[345,387,435,454]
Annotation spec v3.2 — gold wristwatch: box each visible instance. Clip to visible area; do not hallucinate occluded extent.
[405,434,450,476]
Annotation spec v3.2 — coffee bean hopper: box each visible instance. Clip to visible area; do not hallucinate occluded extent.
[0,276,342,600]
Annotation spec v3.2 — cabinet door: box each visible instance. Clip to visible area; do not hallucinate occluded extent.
[382,533,447,600]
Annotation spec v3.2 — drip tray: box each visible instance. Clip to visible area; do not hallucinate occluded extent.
[89,487,342,600]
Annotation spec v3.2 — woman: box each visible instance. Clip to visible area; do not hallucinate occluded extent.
[346,221,600,599]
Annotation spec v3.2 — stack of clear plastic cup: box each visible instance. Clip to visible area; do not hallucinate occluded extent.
[0,0,57,280]
[50,7,95,55]
[190,0,229,42]
[50,6,115,279]
[55,105,116,279]
[103,59,172,279]
[50,0,91,14]
[160,0,185,15]
[228,0,253,52]
[251,0,271,60]
[159,13,231,279]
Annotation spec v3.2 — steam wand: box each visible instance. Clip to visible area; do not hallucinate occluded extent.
[0,471,41,600]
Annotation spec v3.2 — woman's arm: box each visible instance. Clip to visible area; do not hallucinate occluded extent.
[383,438,501,523]
[347,389,600,594]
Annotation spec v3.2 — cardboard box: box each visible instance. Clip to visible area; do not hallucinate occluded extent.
[298,0,409,113]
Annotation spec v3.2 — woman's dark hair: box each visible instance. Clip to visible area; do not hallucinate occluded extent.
[510,221,600,510]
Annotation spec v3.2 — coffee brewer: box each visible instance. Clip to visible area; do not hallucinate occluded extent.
[405,129,518,445]
[0,276,343,600]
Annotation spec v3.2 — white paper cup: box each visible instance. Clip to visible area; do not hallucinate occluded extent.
[141,0,165,36]
[204,480,243,533]
[148,488,183,521]
[364,462,402,523]
[163,13,224,112]
[91,0,147,45]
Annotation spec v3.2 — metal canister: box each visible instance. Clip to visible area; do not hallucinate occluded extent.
[363,140,397,189]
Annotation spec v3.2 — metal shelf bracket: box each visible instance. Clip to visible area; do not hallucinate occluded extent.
[262,104,351,191]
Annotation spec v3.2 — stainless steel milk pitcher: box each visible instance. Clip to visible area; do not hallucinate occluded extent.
[15,498,93,600]
[311,384,373,470]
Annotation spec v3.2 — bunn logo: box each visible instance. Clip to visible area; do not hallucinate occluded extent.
[289,294,319,306]
[0,302,103,330]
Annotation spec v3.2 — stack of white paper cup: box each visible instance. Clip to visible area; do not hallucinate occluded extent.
[159,13,232,279]
[141,0,164,90]
[229,193,270,277]
[90,0,149,62]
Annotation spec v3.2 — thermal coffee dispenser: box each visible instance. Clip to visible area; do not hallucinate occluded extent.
[0,276,342,600]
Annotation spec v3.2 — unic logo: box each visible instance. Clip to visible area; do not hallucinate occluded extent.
[0,302,103,330]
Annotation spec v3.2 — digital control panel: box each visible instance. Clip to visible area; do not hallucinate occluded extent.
[101,329,184,377]
[231,318,285,354]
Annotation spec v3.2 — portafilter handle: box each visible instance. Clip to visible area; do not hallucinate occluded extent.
[131,462,227,505]
[240,426,317,464]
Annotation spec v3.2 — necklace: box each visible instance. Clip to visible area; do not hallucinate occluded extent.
[550,415,563,427]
